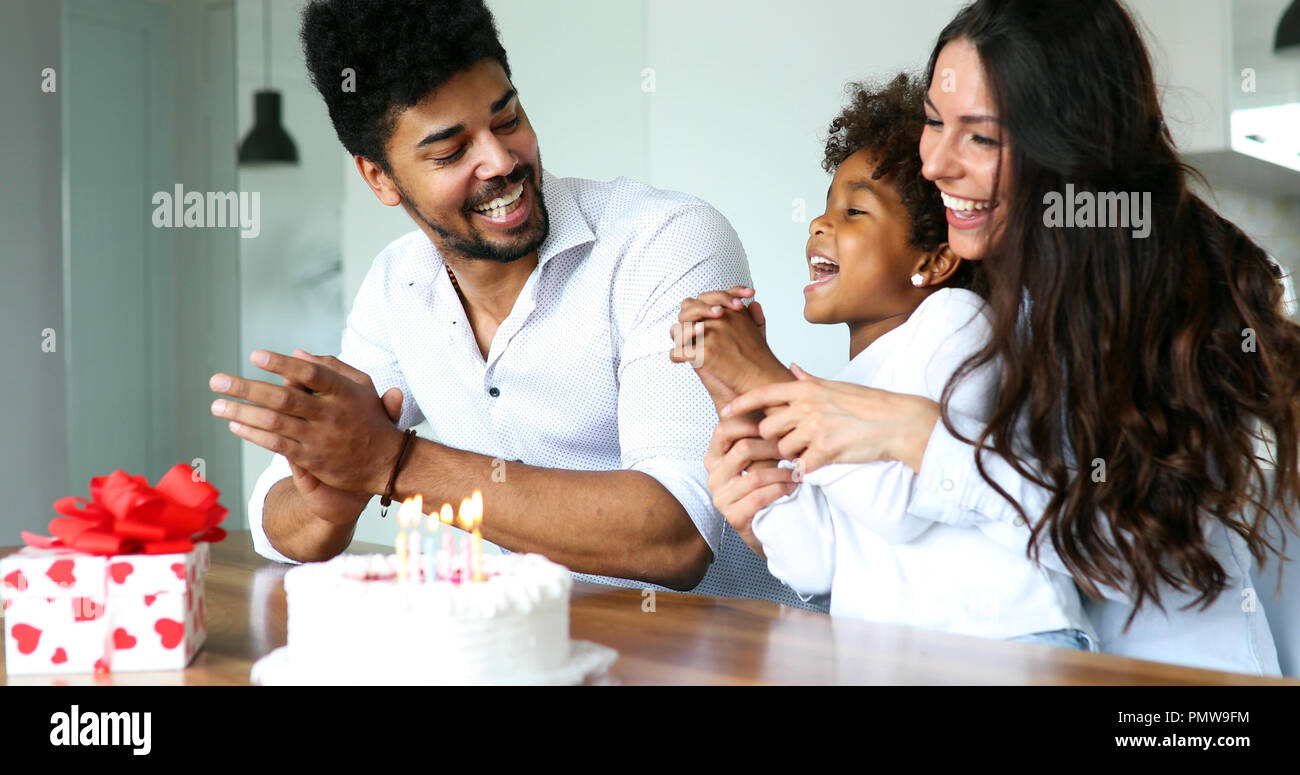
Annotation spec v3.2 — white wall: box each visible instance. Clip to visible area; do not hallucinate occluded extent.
[0,0,67,543]
[237,0,348,527]
[642,0,968,376]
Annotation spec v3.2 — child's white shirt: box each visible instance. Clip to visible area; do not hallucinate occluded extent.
[750,288,1094,640]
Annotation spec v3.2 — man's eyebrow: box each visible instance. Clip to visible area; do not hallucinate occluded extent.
[416,124,465,149]
[490,88,517,114]
[924,94,997,125]
[415,89,519,150]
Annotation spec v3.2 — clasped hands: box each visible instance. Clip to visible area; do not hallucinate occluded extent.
[209,350,407,509]
[671,287,943,553]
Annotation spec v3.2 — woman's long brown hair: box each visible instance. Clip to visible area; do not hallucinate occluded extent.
[929,0,1300,622]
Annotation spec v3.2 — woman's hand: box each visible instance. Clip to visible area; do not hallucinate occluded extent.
[704,416,798,560]
[670,286,791,410]
[721,364,942,475]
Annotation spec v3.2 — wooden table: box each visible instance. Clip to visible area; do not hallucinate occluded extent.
[3,533,1293,685]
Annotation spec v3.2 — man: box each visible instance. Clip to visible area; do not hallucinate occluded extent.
[209,0,813,607]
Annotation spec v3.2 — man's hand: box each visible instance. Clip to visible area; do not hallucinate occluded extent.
[704,416,798,560]
[209,349,407,498]
[280,353,406,524]
[669,286,792,410]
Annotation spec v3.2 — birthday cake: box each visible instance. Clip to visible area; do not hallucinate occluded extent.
[261,551,616,685]
[251,492,617,685]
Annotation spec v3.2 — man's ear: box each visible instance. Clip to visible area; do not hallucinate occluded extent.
[911,244,962,287]
[355,155,402,207]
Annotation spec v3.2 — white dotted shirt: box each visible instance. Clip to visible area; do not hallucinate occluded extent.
[247,172,823,611]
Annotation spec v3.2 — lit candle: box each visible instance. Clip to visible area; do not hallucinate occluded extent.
[439,503,455,581]
[471,490,484,582]
[458,496,474,583]
[425,512,439,582]
[395,502,409,584]
[400,495,423,582]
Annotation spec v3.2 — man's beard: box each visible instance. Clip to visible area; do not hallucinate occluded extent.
[394,161,550,264]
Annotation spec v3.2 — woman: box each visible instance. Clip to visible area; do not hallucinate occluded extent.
[709,0,1300,674]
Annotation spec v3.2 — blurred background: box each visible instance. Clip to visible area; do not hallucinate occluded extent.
[1,0,1298,549]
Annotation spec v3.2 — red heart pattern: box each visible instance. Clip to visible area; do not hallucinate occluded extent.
[170,563,185,581]
[46,559,76,587]
[3,569,26,591]
[71,596,105,622]
[12,623,41,655]
[51,647,68,664]
[109,562,134,584]
[94,657,110,674]
[112,627,137,650]
[155,618,183,649]
[144,593,158,606]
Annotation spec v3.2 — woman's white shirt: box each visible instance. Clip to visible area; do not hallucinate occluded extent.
[907,335,1282,675]
[750,288,1094,641]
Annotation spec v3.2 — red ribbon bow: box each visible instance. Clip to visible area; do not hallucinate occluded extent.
[22,463,228,556]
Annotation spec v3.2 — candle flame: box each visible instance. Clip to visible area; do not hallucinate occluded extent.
[397,495,421,528]
[439,503,454,526]
[457,496,474,531]
[457,490,484,531]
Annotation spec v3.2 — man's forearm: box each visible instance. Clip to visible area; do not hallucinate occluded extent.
[262,478,361,563]
[391,440,712,590]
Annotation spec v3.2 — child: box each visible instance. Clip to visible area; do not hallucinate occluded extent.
[672,74,1095,646]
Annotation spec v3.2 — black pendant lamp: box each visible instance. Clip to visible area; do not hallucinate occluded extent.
[238,0,298,164]
[1276,1,1300,58]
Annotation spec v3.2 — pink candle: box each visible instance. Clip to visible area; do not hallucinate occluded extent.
[438,503,454,581]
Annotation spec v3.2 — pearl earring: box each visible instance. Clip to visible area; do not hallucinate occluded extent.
[910,273,925,287]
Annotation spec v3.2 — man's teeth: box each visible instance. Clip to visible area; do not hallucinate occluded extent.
[472,184,523,216]
[940,191,992,211]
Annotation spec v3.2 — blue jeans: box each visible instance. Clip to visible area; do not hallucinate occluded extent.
[1009,628,1099,652]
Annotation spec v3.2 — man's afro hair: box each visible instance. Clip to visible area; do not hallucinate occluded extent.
[301,0,511,171]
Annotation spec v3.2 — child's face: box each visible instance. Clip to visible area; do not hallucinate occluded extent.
[804,149,926,327]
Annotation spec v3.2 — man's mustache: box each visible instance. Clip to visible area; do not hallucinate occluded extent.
[465,165,532,212]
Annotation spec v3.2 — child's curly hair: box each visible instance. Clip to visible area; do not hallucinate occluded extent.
[823,73,977,290]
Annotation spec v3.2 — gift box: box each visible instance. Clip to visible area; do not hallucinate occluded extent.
[2,542,210,674]
[1,463,225,675]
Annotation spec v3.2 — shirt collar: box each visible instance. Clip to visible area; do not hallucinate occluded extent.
[397,170,594,287]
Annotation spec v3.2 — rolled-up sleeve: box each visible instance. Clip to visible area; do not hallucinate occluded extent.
[614,204,750,558]
[247,453,297,564]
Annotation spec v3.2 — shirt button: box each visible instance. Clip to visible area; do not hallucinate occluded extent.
[1014,517,1027,527]
[941,479,954,491]
[488,387,500,398]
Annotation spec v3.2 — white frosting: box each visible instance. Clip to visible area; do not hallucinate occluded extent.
[284,552,572,684]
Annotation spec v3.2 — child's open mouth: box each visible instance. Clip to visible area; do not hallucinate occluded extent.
[806,254,839,292]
